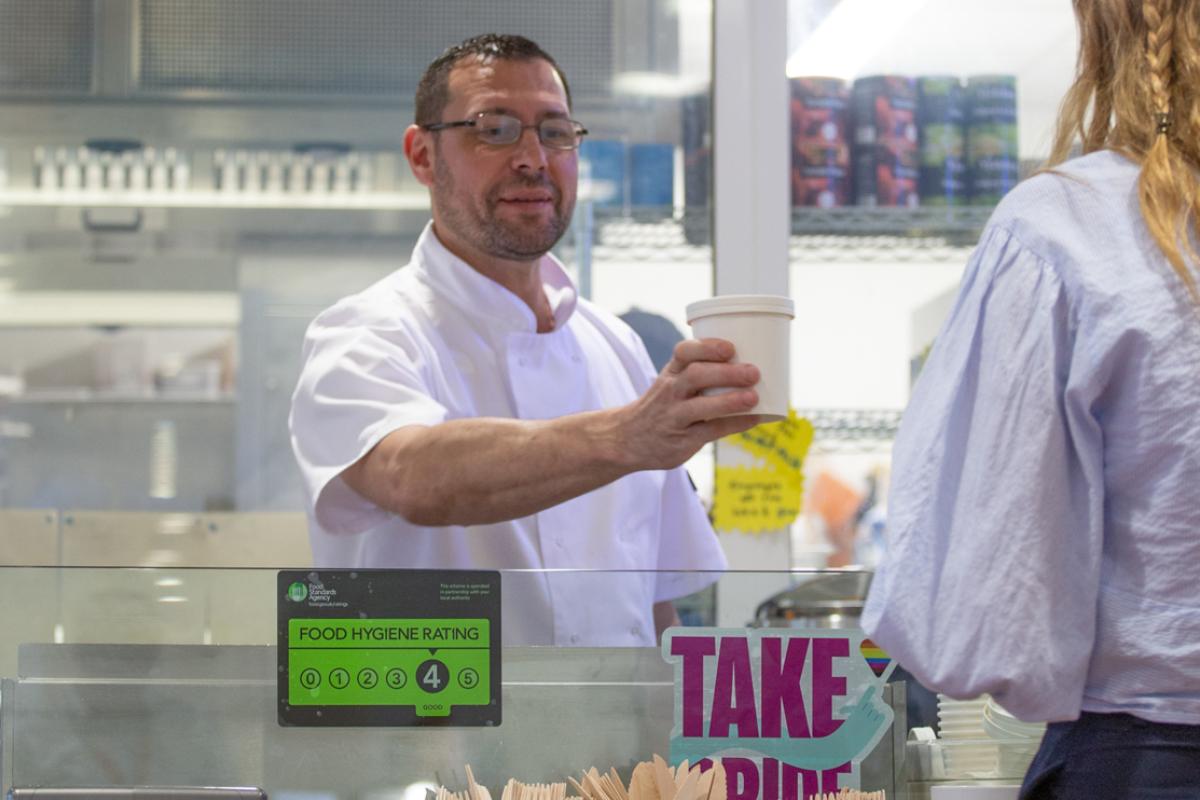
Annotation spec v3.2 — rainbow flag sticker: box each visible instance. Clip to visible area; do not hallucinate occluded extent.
[859,638,892,678]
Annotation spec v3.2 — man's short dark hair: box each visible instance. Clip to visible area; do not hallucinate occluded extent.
[414,34,572,126]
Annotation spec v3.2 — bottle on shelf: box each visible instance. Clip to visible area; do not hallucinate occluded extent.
[32,145,47,189]
[129,148,148,190]
[332,157,352,196]
[310,159,330,195]
[174,155,189,192]
[79,146,99,192]
[236,151,255,194]
[120,151,139,191]
[99,151,116,192]
[213,149,229,192]
[147,147,166,192]
[59,147,80,191]
[265,153,284,194]
[357,155,374,194]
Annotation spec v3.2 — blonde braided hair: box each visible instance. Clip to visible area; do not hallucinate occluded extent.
[1048,0,1200,303]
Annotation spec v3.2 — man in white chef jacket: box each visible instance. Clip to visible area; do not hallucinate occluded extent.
[289,34,763,646]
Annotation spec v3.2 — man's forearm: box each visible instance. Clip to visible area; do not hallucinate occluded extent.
[343,409,634,527]
[341,338,762,527]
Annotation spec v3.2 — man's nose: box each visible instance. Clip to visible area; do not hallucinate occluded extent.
[510,126,549,171]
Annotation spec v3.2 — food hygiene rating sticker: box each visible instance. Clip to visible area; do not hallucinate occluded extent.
[277,570,500,727]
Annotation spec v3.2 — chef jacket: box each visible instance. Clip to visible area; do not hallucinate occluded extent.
[863,150,1200,724]
[290,222,727,646]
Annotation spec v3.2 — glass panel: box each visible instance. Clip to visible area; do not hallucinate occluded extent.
[780,5,1074,792]
[0,0,717,561]
[0,567,930,798]
[783,0,1079,568]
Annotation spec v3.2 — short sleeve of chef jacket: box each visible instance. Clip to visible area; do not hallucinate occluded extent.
[289,298,448,536]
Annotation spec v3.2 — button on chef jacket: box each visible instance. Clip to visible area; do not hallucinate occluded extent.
[290,222,727,646]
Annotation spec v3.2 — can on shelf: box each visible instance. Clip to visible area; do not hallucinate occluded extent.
[852,75,920,207]
[966,75,1019,206]
[917,76,967,206]
[630,143,675,207]
[790,77,851,208]
[579,139,626,208]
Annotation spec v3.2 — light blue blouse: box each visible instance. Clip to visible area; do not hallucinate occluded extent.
[862,150,1200,724]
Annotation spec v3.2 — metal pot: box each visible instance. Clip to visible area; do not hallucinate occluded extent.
[753,570,873,629]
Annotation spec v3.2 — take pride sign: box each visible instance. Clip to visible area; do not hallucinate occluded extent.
[663,628,896,798]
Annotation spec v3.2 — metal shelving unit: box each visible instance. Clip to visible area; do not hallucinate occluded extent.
[799,408,904,448]
[791,206,994,241]
[590,210,980,264]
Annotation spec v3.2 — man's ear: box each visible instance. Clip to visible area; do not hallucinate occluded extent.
[404,124,436,188]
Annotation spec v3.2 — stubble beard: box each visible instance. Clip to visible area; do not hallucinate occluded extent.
[433,157,575,262]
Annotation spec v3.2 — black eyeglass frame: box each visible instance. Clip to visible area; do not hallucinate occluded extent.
[420,112,589,150]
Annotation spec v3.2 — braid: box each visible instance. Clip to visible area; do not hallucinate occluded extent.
[1143,0,1175,120]
[1049,0,1200,306]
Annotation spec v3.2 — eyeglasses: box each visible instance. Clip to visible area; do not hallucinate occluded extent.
[422,112,589,151]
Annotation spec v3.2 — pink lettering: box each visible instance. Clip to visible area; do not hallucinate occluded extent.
[762,758,778,800]
[811,637,848,738]
[760,637,810,738]
[671,636,716,737]
[781,763,818,800]
[709,638,759,737]
[723,758,759,800]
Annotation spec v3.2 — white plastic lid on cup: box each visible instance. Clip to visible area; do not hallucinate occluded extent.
[685,294,795,421]
[685,294,795,323]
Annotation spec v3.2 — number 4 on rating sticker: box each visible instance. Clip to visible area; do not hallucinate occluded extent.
[417,659,449,693]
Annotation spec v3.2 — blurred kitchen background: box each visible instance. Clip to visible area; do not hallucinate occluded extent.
[0,0,1076,569]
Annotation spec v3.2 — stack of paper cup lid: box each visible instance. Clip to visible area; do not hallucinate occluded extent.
[981,696,1046,740]
[936,694,998,776]
[937,694,989,739]
[982,696,1045,776]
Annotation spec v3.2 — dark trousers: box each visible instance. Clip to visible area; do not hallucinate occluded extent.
[1020,711,1200,799]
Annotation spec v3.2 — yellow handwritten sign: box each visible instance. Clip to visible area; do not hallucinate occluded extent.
[712,410,814,534]
[731,411,815,474]
[713,466,802,533]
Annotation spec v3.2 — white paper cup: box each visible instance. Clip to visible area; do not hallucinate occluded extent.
[685,294,794,421]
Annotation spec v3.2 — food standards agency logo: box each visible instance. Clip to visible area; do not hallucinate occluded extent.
[287,581,308,603]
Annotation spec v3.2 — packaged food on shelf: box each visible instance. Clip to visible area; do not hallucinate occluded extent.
[917,77,967,206]
[851,76,920,208]
[789,77,851,208]
[965,76,1019,205]
[630,143,675,207]
[580,139,626,208]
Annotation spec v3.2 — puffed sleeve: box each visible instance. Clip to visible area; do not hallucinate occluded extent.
[861,225,1106,722]
[289,303,448,535]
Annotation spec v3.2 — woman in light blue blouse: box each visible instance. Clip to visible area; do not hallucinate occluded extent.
[862,0,1200,797]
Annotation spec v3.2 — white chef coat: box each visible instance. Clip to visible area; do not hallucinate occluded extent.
[863,150,1200,724]
[290,222,727,646]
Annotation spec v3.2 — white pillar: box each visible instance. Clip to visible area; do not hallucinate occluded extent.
[713,0,790,297]
[712,0,794,622]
